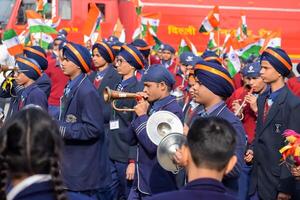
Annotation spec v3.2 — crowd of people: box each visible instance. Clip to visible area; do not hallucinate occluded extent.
[0,28,300,200]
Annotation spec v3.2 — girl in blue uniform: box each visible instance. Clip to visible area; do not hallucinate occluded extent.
[0,106,91,200]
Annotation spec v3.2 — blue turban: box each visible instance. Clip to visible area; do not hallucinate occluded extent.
[118,44,144,69]
[142,64,175,88]
[194,60,234,98]
[112,41,124,55]
[63,42,91,73]
[23,46,48,70]
[242,61,261,78]
[16,56,42,80]
[131,39,151,59]
[261,47,292,77]
[162,44,175,54]
[92,41,115,63]
[201,50,222,65]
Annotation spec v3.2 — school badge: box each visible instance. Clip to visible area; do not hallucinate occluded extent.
[66,114,77,123]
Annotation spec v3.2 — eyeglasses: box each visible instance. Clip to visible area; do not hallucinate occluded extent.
[115,57,127,65]
[53,43,60,46]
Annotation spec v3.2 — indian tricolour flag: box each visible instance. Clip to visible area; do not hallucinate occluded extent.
[207,32,218,50]
[113,18,126,43]
[178,37,198,56]
[40,33,53,49]
[227,47,241,77]
[260,32,281,53]
[199,6,219,33]
[2,29,24,56]
[236,36,263,61]
[141,13,160,36]
[82,3,102,43]
[36,0,49,14]
[26,10,57,34]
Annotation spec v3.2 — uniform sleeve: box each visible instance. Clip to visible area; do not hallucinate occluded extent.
[225,120,247,179]
[26,90,48,111]
[132,114,157,156]
[0,81,23,98]
[59,90,104,141]
[35,74,52,98]
[278,102,300,193]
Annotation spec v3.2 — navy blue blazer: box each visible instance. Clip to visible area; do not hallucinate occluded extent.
[148,178,237,200]
[0,82,48,118]
[249,86,300,199]
[192,102,247,193]
[20,83,48,111]
[10,180,92,200]
[88,65,122,124]
[129,95,184,195]
[108,76,143,162]
[58,74,111,191]
[35,73,52,98]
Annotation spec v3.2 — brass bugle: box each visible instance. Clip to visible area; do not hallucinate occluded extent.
[103,87,141,112]
[0,65,19,78]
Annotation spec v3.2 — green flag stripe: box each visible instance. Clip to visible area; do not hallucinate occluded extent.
[29,25,57,34]
[3,29,17,40]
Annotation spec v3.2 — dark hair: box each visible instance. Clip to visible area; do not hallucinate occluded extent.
[187,117,236,171]
[0,107,67,200]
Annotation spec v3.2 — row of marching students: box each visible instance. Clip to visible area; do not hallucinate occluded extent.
[1,31,300,200]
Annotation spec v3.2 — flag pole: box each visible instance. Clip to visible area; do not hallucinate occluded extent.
[217,29,220,56]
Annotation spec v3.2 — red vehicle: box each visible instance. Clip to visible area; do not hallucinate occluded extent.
[1,0,300,62]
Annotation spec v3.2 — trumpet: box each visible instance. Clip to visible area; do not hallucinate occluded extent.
[234,87,253,117]
[0,65,19,78]
[103,87,142,112]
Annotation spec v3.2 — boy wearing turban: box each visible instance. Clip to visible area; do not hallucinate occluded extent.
[127,64,184,199]
[89,41,121,124]
[23,46,52,98]
[0,56,48,118]
[248,47,300,200]
[57,42,113,198]
[106,44,144,200]
[188,60,247,196]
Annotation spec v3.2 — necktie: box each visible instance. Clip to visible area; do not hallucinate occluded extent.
[93,74,103,89]
[63,84,70,97]
[198,109,208,117]
[117,82,123,91]
[263,97,272,123]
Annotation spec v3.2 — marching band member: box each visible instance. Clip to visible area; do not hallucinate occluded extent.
[89,41,121,124]
[108,44,144,199]
[247,47,300,200]
[189,60,247,196]
[57,42,113,199]
[149,117,238,200]
[227,61,267,200]
[160,44,178,76]
[0,56,48,118]
[128,64,184,199]
[23,46,52,98]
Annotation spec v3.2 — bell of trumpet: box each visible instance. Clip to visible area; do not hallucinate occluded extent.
[103,87,141,112]
[157,133,187,174]
[146,110,183,145]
